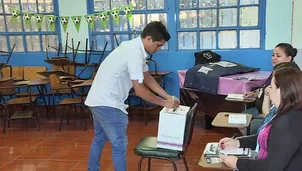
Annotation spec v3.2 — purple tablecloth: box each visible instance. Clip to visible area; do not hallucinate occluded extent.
[178,70,271,95]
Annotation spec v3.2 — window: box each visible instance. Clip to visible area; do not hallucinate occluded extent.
[90,0,168,51]
[177,0,264,50]
[0,0,59,52]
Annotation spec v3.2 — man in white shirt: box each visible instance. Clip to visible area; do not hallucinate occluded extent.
[85,21,179,171]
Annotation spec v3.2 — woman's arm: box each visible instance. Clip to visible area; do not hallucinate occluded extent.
[237,111,302,171]
[262,86,272,115]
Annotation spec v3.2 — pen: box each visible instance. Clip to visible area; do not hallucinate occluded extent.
[231,133,238,139]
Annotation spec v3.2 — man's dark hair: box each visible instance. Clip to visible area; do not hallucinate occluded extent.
[141,21,170,42]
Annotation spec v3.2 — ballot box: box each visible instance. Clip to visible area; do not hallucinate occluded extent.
[157,105,191,151]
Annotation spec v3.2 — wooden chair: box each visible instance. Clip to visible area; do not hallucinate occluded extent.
[0,77,17,97]
[1,85,40,134]
[48,74,89,131]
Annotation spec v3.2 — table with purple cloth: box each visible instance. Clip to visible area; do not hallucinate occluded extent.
[178,70,271,95]
[177,69,271,129]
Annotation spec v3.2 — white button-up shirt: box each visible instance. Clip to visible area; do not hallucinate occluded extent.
[85,37,149,114]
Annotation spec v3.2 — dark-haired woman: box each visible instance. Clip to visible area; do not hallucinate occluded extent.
[244,43,299,134]
[219,67,302,171]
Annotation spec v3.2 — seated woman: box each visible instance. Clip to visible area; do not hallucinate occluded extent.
[244,43,298,116]
[249,62,301,134]
[219,66,302,170]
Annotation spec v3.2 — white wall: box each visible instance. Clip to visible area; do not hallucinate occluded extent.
[58,0,89,51]
[292,0,302,48]
[265,0,293,50]
[292,0,302,68]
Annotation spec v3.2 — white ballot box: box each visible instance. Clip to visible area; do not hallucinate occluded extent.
[157,105,191,151]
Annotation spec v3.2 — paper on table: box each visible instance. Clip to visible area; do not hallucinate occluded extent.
[220,148,249,155]
[228,114,247,124]
[226,94,244,99]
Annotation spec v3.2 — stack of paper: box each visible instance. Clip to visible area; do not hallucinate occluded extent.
[228,114,247,124]
[220,147,250,156]
[203,142,251,158]
[225,93,256,101]
[226,94,244,100]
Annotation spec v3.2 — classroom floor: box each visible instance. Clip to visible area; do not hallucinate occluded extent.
[0,112,235,171]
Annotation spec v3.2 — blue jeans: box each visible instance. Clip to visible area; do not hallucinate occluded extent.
[88,106,128,171]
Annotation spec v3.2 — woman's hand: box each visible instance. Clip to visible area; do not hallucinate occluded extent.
[244,89,259,98]
[219,138,240,149]
[219,155,238,169]
[264,85,272,96]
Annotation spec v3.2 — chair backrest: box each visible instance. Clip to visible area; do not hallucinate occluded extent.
[49,73,61,90]
[182,103,198,155]
[0,77,16,95]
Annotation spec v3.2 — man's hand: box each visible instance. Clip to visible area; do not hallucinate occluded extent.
[169,96,180,106]
[164,98,178,109]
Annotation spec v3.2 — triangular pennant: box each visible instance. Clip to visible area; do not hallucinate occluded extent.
[84,14,96,30]
[46,15,56,31]
[23,12,33,26]
[122,5,133,23]
[110,9,120,24]
[60,16,70,32]
[71,16,82,32]
[34,14,44,29]
[98,12,108,28]
[9,8,20,23]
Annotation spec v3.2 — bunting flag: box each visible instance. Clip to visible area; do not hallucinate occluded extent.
[110,8,120,24]
[122,5,133,23]
[23,12,33,26]
[34,14,44,29]
[60,16,70,32]
[9,8,21,23]
[84,14,95,30]
[8,4,135,32]
[71,16,82,32]
[98,12,108,28]
[46,15,56,31]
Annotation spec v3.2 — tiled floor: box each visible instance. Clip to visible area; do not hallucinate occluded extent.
[0,114,236,171]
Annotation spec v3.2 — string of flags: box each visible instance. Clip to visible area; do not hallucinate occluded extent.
[9,4,133,32]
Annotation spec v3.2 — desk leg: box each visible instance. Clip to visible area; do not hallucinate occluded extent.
[203,93,214,130]
[205,114,213,129]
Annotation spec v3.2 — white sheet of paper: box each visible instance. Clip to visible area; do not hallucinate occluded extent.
[228,114,247,124]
